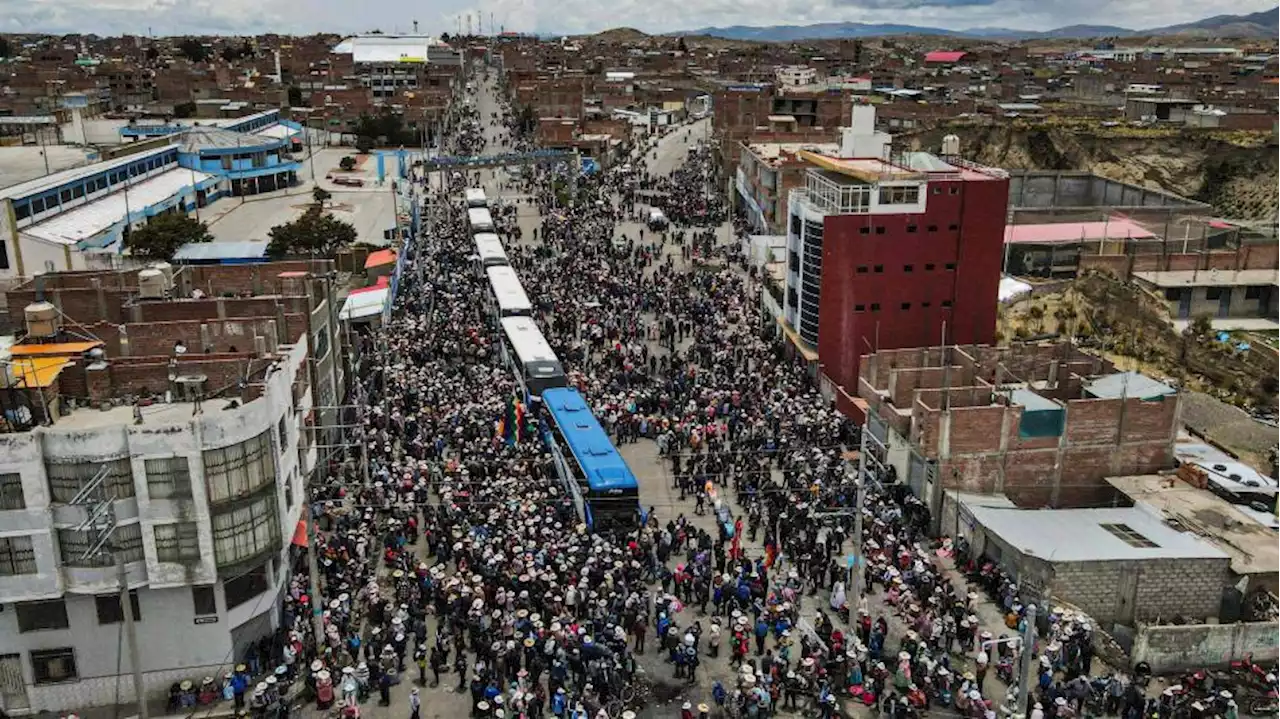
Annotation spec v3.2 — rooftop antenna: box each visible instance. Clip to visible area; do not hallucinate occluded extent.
[413,20,419,34]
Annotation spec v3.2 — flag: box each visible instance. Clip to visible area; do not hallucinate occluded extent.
[764,543,777,569]
[513,398,525,443]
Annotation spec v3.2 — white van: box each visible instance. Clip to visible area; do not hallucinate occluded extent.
[647,208,668,231]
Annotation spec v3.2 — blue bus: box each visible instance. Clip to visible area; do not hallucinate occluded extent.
[540,387,640,532]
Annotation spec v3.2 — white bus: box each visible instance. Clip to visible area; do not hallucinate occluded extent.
[485,265,533,318]
[500,316,566,401]
[468,207,495,233]
[465,187,488,208]
[474,233,510,269]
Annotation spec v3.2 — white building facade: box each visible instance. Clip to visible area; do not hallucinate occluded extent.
[0,340,314,714]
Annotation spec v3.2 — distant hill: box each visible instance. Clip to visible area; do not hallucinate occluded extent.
[679,7,1278,41]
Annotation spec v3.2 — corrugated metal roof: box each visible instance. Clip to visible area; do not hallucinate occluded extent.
[9,356,71,389]
[9,341,104,357]
[364,249,397,269]
[178,126,274,152]
[24,169,212,246]
[339,287,389,320]
[924,51,967,63]
[970,506,1229,562]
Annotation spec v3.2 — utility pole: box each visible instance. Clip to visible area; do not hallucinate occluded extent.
[306,508,325,647]
[850,429,868,606]
[71,467,146,719]
[1016,604,1038,714]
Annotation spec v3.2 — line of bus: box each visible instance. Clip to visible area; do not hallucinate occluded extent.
[499,316,566,402]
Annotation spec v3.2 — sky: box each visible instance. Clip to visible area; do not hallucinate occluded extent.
[0,0,1275,37]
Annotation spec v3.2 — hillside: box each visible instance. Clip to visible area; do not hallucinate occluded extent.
[906,124,1279,221]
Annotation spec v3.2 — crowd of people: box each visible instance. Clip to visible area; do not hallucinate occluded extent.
[211,66,1205,719]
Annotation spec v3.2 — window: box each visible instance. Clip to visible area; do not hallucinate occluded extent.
[1099,522,1160,548]
[14,203,30,221]
[925,263,936,271]
[927,225,938,232]
[878,186,920,205]
[313,327,330,360]
[1245,286,1263,300]
[59,523,144,567]
[873,265,884,273]
[192,586,218,616]
[0,535,36,575]
[922,301,932,308]
[211,490,281,568]
[854,304,866,312]
[144,457,191,499]
[95,592,142,624]
[71,185,85,199]
[1205,288,1223,300]
[32,197,45,213]
[858,227,870,235]
[155,522,200,562]
[945,263,956,271]
[901,303,912,310]
[854,266,867,274]
[0,472,24,509]
[46,458,134,503]
[284,476,294,509]
[906,225,918,233]
[31,648,78,684]
[59,189,72,203]
[224,562,271,609]
[277,416,288,452]
[948,224,959,231]
[941,300,953,308]
[870,303,881,312]
[16,599,69,632]
[874,226,886,235]
[203,431,276,504]
[932,186,942,195]
[949,187,959,195]
[904,265,914,273]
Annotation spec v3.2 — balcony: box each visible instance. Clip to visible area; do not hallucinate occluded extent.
[794,170,873,215]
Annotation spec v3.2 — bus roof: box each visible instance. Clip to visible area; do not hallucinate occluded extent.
[465,187,487,203]
[474,233,509,265]
[500,316,558,364]
[486,265,532,313]
[468,207,494,228]
[542,387,639,493]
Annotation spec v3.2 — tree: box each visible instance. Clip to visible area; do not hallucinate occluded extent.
[339,156,357,171]
[178,38,209,63]
[145,46,159,62]
[1188,314,1214,338]
[266,206,356,258]
[125,212,212,261]
[287,86,304,107]
[312,186,331,204]
[173,102,197,119]
[220,45,240,63]
[0,37,14,58]
[355,135,374,154]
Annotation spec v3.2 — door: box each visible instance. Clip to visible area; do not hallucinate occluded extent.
[1217,288,1232,318]
[1115,567,1140,626]
[0,653,30,711]
[1177,289,1192,319]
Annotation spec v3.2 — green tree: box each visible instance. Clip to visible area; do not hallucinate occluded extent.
[266,206,356,258]
[312,186,332,204]
[355,135,374,154]
[287,86,304,107]
[173,101,197,119]
[339,156,357,171]
[125,212,212,261]
[220,45,240,63]
[178,38,209,63]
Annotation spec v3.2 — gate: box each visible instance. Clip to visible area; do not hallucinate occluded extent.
[0,653,30,711]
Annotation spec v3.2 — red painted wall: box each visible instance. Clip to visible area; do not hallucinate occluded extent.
[817,176,1009,394]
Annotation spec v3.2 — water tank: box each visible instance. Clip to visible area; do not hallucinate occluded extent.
[137,269,167,299]
[150,262,175,290]
[24,302,59,337]
[941,134,961,156]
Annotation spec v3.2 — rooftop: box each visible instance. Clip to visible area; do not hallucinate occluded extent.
[1133,269,1280,288]
[23,168,212,246]
[970,505,1231,562]
[0,144,176,202]
[178,126,277,152]
[1083,370,1177,401]
[1005,219,1156,245]
[924,50,967,64]
[1106,475,1278,576]
[172,240,269,262]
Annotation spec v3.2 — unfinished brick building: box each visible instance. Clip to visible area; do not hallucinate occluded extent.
[856,342,1182,529]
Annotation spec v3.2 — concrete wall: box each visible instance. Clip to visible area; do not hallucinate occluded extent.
[1131,621,1280,674]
